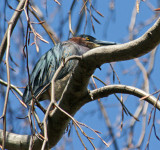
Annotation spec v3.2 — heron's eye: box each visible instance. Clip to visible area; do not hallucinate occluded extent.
[86,37,90,41]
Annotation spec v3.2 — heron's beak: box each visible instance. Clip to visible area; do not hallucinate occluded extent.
[94,40,117,47]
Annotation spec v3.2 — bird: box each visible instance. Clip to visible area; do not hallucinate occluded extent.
[22,35,116,105]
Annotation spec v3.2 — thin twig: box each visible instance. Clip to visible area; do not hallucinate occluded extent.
[73,122,87,149]
[0,79,23,97]
[24,1,49,53]
[69,11,74,36]
[78,121,109,147]
[91,76,118,149]
[53,103,96,149]
[134,58,149,148]
[92,75,139,120]
[11,89,27,108]
[28,5,58,44]
[145,94,160,150]
[1,23,12,150]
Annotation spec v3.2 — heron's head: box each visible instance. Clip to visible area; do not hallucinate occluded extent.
[69,34,116,49]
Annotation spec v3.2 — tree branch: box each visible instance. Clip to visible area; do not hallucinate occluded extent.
[87,84,160,110]
[0,130,41,150]
[0,18,160,149]
[0,0,26,63]
[0,79,22,97]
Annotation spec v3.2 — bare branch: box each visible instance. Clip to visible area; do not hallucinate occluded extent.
[0,0,26,63]
[0,79,23,97]
[88,85,160,110]
[1,23,12,149]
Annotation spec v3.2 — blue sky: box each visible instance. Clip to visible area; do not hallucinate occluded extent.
[0,0,160,149]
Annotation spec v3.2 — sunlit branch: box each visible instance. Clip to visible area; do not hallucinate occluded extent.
[88,85,160,110]
[0,79,23,97]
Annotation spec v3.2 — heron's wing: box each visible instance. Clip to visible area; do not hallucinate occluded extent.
[22,42,79,104]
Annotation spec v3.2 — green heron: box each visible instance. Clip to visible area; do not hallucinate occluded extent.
[22,35,116,105]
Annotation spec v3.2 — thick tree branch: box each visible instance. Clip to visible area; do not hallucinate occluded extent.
[0,18,160,149]
[82,18,160,68]
[0,131,41,150]
[47,17,160,148]
[0,0,26,63]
